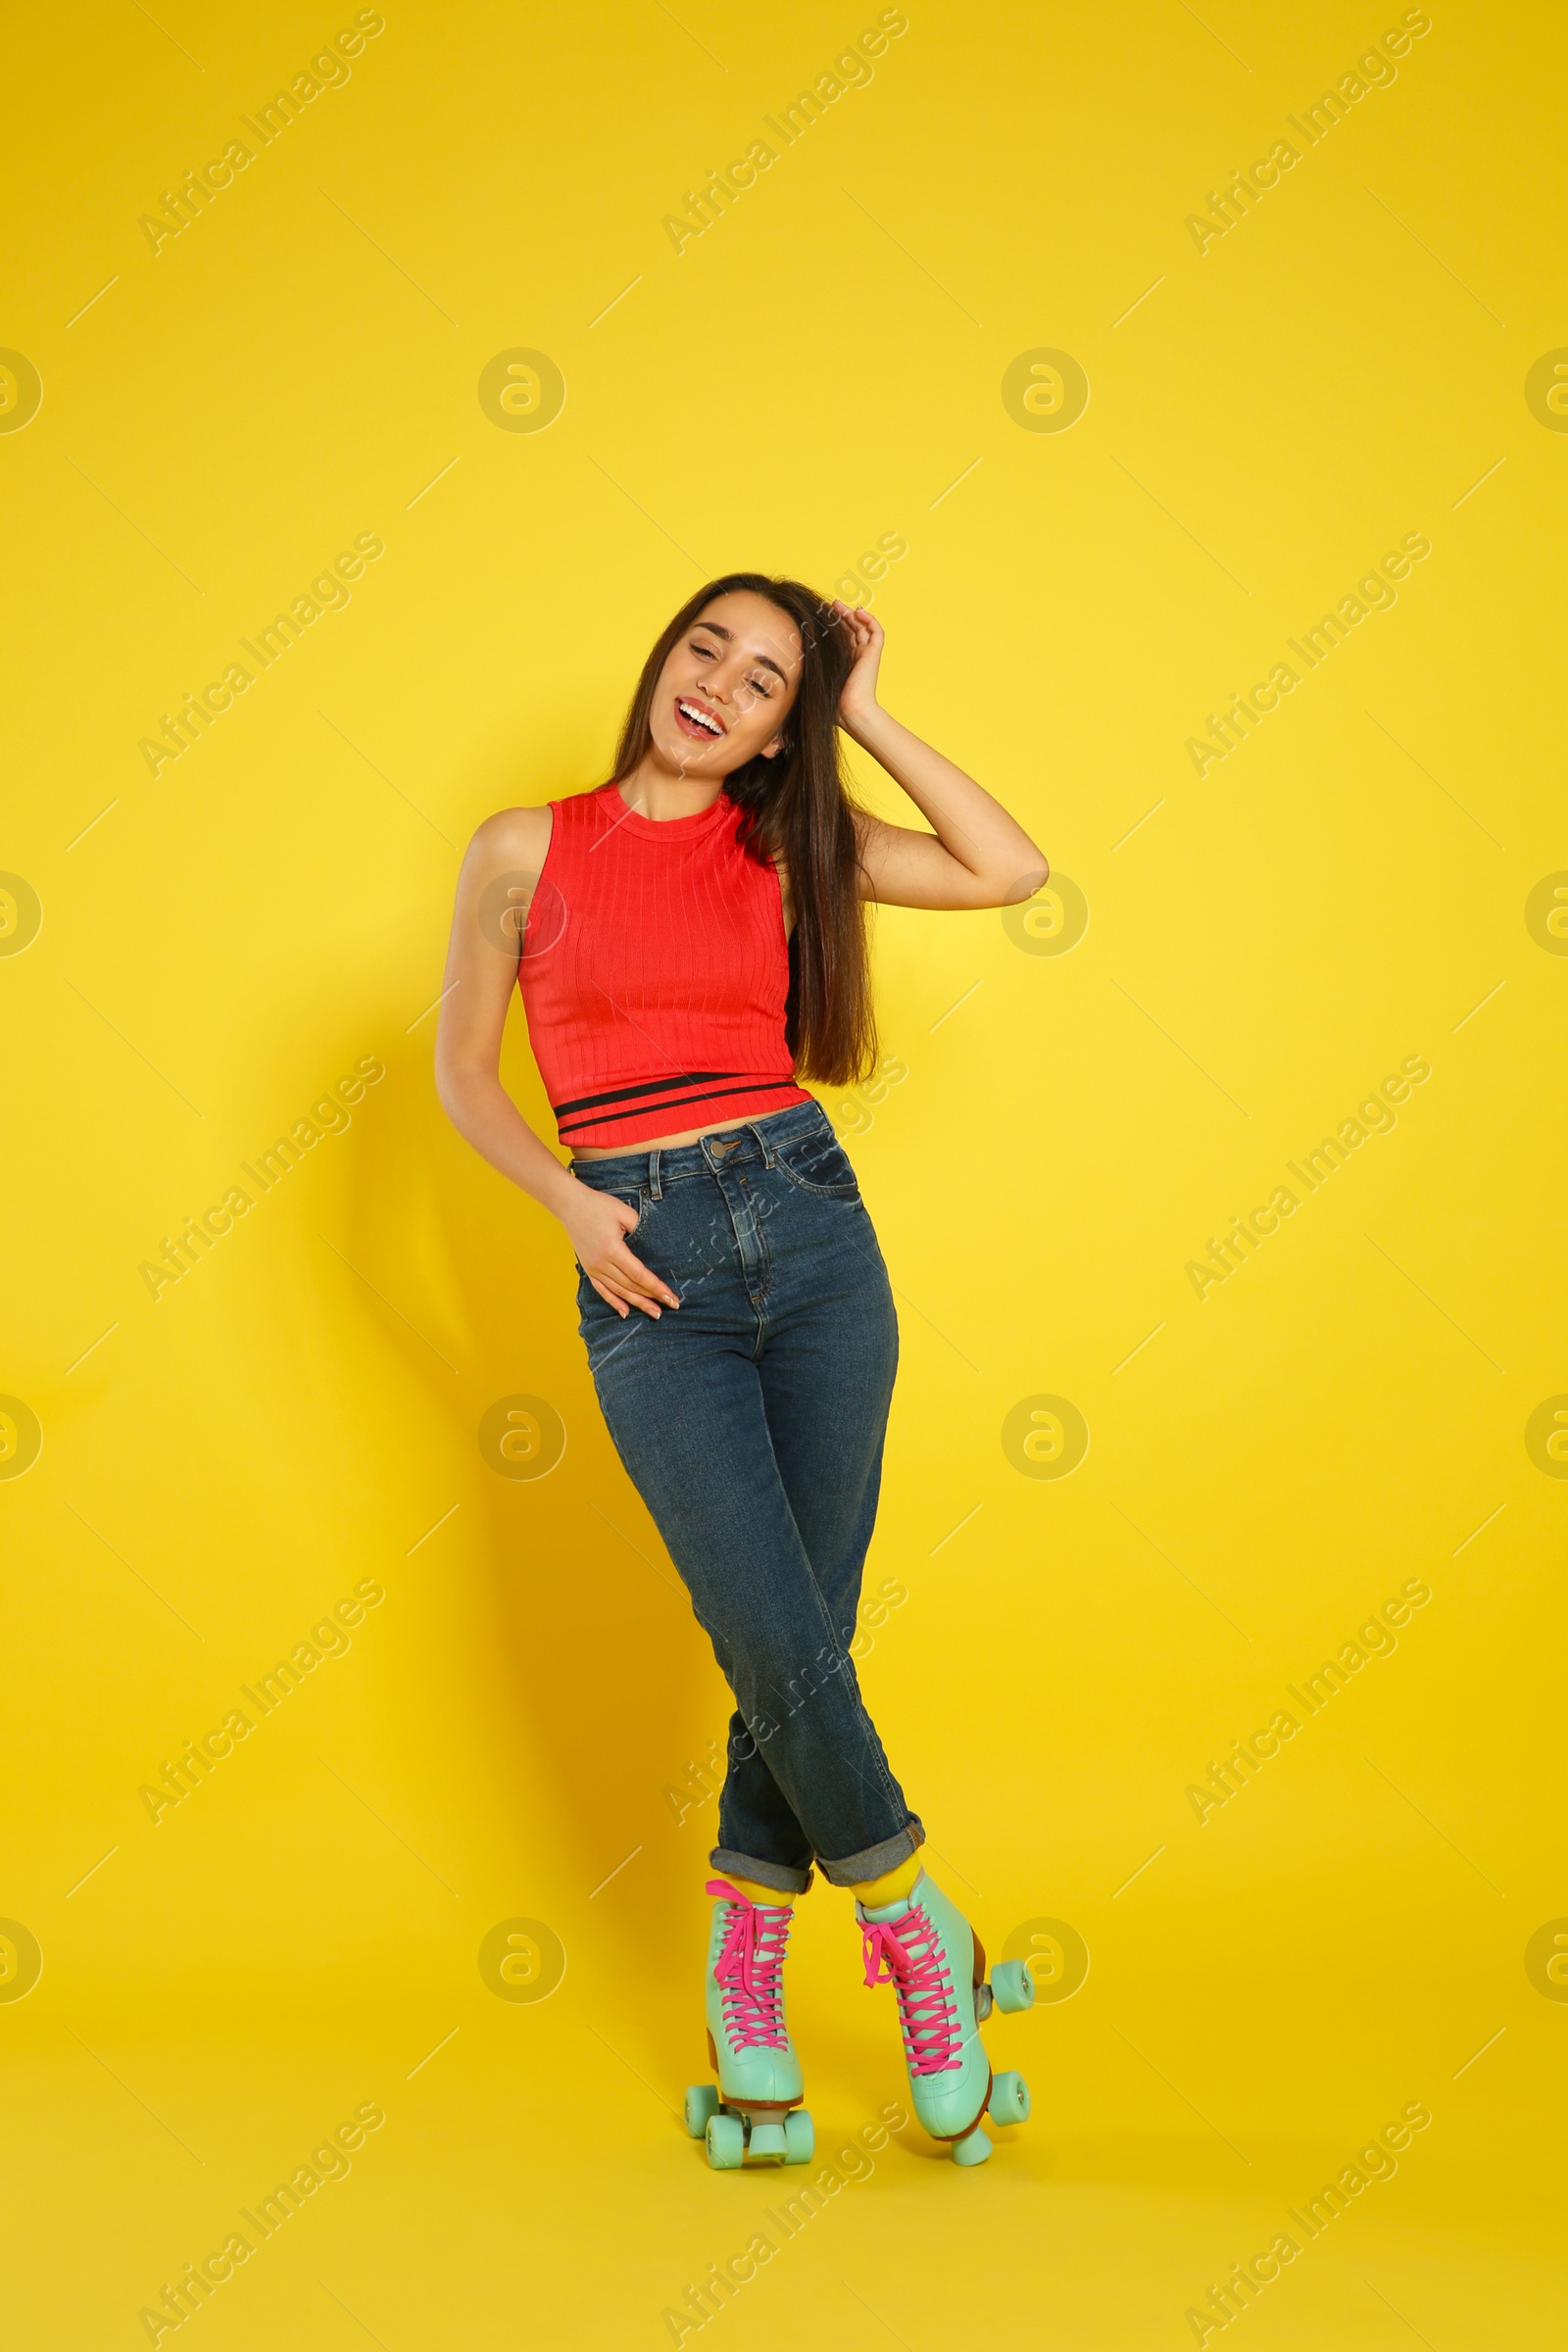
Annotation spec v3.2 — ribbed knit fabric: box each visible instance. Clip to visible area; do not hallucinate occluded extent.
[516,780,812,1149]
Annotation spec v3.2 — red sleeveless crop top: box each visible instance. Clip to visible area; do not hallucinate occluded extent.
[516,780,812,1149]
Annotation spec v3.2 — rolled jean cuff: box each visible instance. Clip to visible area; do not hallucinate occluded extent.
[710,1847,815,1897]
[812,1814,925,1890]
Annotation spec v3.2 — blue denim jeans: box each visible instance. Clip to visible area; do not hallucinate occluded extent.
[570,1098,923,1895]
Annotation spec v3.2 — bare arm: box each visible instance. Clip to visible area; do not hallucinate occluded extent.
[433,808,680,1319]
[831,604,1050,910]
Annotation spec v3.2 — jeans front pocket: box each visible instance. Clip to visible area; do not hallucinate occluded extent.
[773,1121,860,1200]
[615,1188,647,1242]
[572,1189,645,1289]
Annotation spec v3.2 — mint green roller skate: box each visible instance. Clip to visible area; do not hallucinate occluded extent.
[858,1869,1035,2166]
[684,1880,814,2171]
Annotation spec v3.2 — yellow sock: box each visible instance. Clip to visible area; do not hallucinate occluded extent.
[851,1854,921,1909]
[722,1875,795,1908]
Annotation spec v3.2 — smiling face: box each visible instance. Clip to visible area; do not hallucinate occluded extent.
[645,590,805,780]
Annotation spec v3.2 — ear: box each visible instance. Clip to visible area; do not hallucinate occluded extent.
[761,735,790,761]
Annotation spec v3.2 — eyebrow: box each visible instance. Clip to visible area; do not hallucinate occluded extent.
[691,618,791,684]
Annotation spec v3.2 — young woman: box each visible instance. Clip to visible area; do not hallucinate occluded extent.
[435,573,1049,2168]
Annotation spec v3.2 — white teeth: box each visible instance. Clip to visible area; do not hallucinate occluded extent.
[678,698,722,735]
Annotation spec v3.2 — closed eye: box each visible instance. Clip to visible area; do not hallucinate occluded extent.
[691,634,773,700]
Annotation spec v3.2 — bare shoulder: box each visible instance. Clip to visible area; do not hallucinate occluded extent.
[465,802,554,877]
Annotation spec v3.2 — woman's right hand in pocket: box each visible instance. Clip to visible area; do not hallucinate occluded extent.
[561,1183,681,1319]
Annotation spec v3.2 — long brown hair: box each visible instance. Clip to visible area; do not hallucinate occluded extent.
[608,572,876,1087]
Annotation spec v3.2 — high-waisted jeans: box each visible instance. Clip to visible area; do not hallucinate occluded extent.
[569,1097,922,1895]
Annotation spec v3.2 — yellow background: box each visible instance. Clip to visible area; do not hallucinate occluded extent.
[5,0,1565,2341]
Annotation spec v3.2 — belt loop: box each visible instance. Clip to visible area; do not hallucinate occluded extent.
[647,1148,662,1200]
[749,1118,778,1168]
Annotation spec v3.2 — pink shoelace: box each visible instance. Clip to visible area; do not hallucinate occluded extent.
[707,1879,792,2052]
[860,1900,961,2076]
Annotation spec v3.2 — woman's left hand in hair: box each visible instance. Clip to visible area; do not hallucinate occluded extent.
[831,600,884,730]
